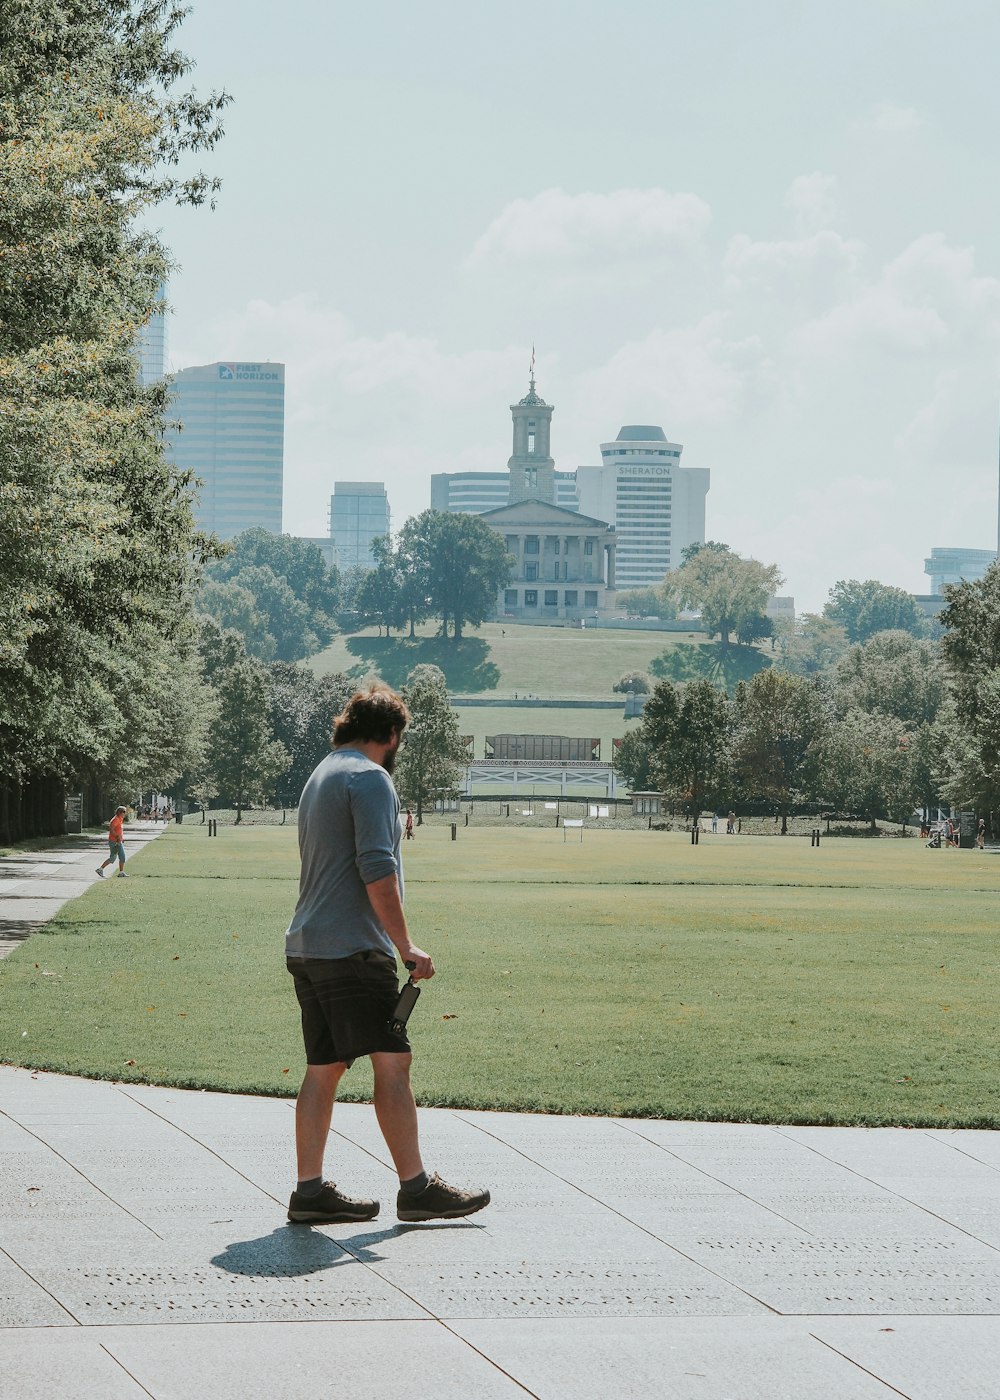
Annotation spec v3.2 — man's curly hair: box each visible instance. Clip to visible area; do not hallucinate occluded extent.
[332,684,410,747]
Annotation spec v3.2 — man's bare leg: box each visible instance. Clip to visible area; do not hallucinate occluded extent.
[295,1062,346,1180]
[371,1052,424,1181]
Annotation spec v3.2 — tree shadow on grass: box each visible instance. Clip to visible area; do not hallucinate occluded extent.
[650,641,770,692]
[343,635,500,692]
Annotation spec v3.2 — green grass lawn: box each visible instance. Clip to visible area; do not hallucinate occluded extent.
[309,621,712,699]
[4,824,999,1127]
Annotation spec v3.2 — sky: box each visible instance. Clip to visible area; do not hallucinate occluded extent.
[154,0,1000,613]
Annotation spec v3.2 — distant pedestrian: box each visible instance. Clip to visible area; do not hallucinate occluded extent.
[404,808,414,840]
[726,811,735,835]
[977,818,986,849]
[96,807,129,879]
[711,813,718,834]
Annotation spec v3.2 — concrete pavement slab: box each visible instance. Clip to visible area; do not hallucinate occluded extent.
[452,1316,904,1399]
[93,1319,533,1400]
[811,1316,1000,1400]
[0,1328,152,1397]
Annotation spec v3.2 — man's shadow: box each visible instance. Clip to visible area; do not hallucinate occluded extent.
[212,1220,485,1277]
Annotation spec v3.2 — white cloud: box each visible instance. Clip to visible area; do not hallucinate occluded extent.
[783,172,839,235]
[861,102,924,134]
[573,316,776,430]
[724,230,864,300]
[465,187,712,267]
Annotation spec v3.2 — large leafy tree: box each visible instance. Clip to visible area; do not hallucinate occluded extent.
[775,613,850,677]
[202,658,289,822]
[625,679,733,817]
[831,630,945,728]
[733,669,829,832]
[203,529,339,659]
[395,664,469,822]
[0,0,229,839]
[935,563,1000,812]
[404,510,512,641]
[267,662,353,802]
[817,709,919,831]
[823,579,927,644]
[670,543,782,650]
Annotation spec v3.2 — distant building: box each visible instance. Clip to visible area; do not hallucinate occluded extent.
[766,596,795,627]
[330,481,390,571]
[296,536,336,569]
[575,427,709,591]
[166,362,285,540]
[431,469,578,514]
[136,283,167,384]
[923,547,997,595]
[480,375,617,622]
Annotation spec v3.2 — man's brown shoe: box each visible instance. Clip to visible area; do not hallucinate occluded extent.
[287,1182,379,1224]
[396,1172,491,1222]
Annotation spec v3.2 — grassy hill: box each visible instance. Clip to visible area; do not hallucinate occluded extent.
[310,621,769,700]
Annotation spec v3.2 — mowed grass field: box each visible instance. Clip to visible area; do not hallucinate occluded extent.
[310,621,706,699]
[3,824,1000,1127]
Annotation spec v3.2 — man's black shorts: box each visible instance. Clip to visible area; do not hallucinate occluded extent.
[287,950,411,1066]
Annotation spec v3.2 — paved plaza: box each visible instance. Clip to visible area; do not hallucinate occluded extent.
[1,834,998,1396]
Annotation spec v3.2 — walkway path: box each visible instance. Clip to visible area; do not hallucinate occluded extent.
[0,823,164,959]
[1,828,998,1396]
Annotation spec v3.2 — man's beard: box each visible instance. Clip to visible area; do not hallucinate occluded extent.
[381,746,397,775]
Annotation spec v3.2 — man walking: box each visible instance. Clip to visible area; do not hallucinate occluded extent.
[284,683,490,1226]
[96,806,128,878]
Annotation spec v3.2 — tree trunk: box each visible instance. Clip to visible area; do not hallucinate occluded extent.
[780,811,788,835]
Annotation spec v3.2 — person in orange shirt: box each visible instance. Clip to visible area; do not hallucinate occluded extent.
[96,806,129,878]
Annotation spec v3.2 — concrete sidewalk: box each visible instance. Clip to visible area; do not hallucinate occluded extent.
[1,827,999,1396]
[0,823,164,960]
[1,1065,999,1398]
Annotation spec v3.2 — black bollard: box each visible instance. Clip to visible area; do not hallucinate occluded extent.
[465,813,469,826]
[451,823,457,841]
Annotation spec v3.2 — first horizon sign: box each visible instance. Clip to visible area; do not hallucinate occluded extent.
[218,363,282,382]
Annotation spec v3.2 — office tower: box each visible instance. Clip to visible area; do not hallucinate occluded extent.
[923,546,997,594]
[431,470,578,514]
[575,427,709,590]
[330,482,390,570]
[136,284,167,384]
[166,362,285,540]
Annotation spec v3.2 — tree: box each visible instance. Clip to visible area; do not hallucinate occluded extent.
[204,530,338,659]
[612,729,656,792]
[831,630,945,728]
[208,528,339,621]
[775,613,850,677]
[404,511,512,641]
[0,0,229,840]
[394,665,469,822]
[612,671,651,695]
[817,709,919,831]
[617,586,674,619]
[733,669,829,832]
[934,563,1000,813]
[356,535,406,637]
[197,579,277,661]
[203,659,289,822]
[670,544,782,650]
[267,663,353,802]
[823,579,927,644]
[629,679,733,818]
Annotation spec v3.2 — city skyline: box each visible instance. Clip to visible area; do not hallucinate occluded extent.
[151,0,1000,612]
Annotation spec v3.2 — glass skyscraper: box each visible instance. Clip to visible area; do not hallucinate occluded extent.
[330,482,390,570]
[166,362,285,540]
[136,283,167,385]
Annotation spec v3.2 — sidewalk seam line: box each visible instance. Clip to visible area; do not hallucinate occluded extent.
[452,1111,782,1316]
